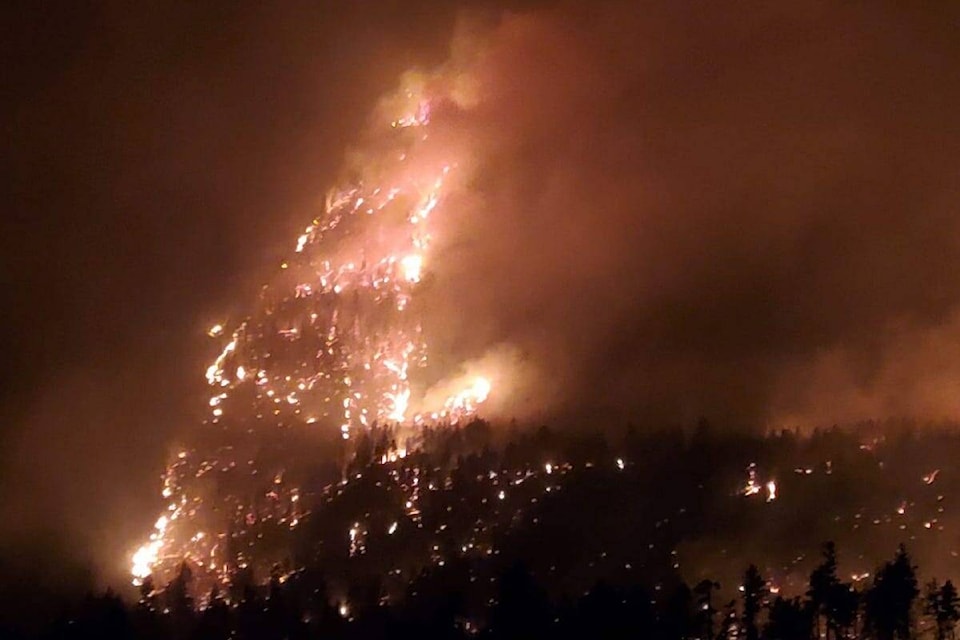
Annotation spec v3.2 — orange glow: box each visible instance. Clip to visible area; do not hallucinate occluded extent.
[130,75,493,585]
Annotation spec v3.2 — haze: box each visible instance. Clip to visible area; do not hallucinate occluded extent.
[2,0,959,588]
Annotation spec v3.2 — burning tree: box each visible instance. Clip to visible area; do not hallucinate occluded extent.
[130,70,491,593]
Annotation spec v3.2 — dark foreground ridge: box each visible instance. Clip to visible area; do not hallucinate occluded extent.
[7,419,960,639]
[11,542,957,640]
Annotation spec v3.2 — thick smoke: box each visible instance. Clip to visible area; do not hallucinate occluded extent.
[417,1,960,427]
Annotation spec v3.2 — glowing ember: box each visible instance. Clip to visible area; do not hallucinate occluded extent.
[743,463,761,496]
[400,254,423,283]
[131,515,170,586]
[742,463,778,503]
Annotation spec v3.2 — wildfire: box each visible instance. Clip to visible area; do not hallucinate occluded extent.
[766,480,777,502]
[742,464,778,503]
[444,377,492,415]
[130,74,492,586]
[131,515,170,586]
[400,254,423,283]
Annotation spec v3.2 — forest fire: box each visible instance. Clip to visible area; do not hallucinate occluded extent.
[130,74,491,587]
[7,1,960,637]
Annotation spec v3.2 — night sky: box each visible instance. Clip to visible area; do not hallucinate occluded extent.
[2,0,960,588]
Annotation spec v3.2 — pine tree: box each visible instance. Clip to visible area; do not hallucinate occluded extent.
[865,544,919,640]
[694,579,720,640]
[765,596,812,640]
[827,581,859,639]
[926,579,960,640]
[717,599,739,640]
[741,564,766,640]
[808,541,839,639]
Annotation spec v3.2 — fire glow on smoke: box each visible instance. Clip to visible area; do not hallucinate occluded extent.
[131,72,493,586]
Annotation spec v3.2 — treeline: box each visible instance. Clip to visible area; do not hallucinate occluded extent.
[14,542,960,640]
[8,419,960,639]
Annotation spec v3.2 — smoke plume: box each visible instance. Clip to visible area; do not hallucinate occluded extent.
[417,1,960,427]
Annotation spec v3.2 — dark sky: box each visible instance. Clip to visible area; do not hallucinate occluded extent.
[2,0,960,586]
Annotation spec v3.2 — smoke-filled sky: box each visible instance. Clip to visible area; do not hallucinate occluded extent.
[2,0,960,586]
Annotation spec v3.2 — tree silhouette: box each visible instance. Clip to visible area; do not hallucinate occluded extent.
[196,584,231,640]
[765,596,811,640]
[827,581,859,639]
[486,562,552,640]
[865,544,920,640]
[235,584,267,640]
[164,562,193,611]
[808,541,839,640]
[660,582,694,640]
[717,599,739,640]
[694,579,720,640]
[137,575,159,612]
[573,580,647,640]
[61,590,131,640]
[741,564,766,640]
[926,579,960,640]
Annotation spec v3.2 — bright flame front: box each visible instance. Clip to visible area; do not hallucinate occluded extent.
[130,75,491,587]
